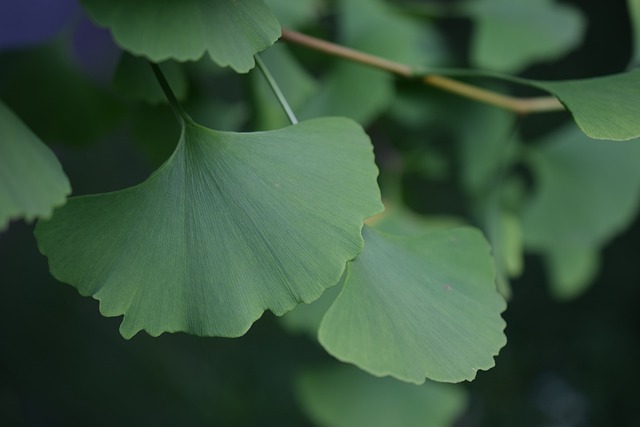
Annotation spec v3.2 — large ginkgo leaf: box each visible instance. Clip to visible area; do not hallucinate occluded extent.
[318,226,507,384]
[0,101,71,230]
[296,364,468,427]
[80,0,281,72]
[35,117,383,338]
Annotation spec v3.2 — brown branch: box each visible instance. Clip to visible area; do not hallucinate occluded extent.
[280,29,564,115]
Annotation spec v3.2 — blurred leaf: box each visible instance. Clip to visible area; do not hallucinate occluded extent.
[522,125,640,297]
[456,103,517,195]
[0,46,124,146]
[265,0,322,28]
[113,54,188,104]
[299,0,447,124]
[466,0,585,72]
[296,364,468,427]
[80,0,281,72]
[0,101,71,230]
[545,244,600,300]
[319,226,507,383]
[35,117,383,338]
[523,125,640,250]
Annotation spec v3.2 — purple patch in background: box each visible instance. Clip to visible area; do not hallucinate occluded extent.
[71,13,121,84]
[0,0,79,50]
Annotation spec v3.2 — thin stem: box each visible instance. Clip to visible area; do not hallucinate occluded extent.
[150,62,187,125]
[255,55,298,125]
[280,29,564,115]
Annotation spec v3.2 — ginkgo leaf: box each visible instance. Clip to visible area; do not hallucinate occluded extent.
[318,225,507,384]
[79,0,281,72]
[296,364,468,427]
[0,101,71,230]
[522,125,640,250]
[35,117,383,339]
[544,244,600,300]
[533,71,640,141]
[466,0,585,72]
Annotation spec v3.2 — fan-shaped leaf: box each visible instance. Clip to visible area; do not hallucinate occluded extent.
[296,364,468,427]
[318,225,507,383]
[533,71,640,141]
[0,101,71,230]
[79,0,281,72]
[35,117,383,338]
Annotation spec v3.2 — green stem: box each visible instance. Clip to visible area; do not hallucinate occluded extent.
[150,62,188,125]
[255,55,299,125]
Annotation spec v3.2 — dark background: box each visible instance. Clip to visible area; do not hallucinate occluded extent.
[1,0,638,426]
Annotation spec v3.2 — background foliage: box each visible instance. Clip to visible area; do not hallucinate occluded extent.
[1,0,639,426]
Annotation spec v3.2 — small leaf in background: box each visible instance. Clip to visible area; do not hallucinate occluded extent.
[296,364,468,427]
[113,54,188,104]
[522,125,640,297]
[319,225,507,383]
[79,0,281,73]
[0,102,71,230]
[466,0,585,72]
[298,0,448,125]
[455,102,518,195]
[35,117,383,338]
[544,244,600,300]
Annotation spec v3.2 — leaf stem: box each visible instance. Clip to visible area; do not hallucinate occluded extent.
[280,29,564,115]
[255,55,299,125]
[150,62,188,125]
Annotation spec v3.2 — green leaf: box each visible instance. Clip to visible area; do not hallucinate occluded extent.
[113,54,189,104]
[544,244,600,300]
[80,0,281,73]
[533,71,640,141]
[0,101,71,230]
[318,226,507,383]
[456,103,517,195]
[467,0,585,72]
[35,117,383,338]
[522,125,640,251]
[296,364,468,427]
